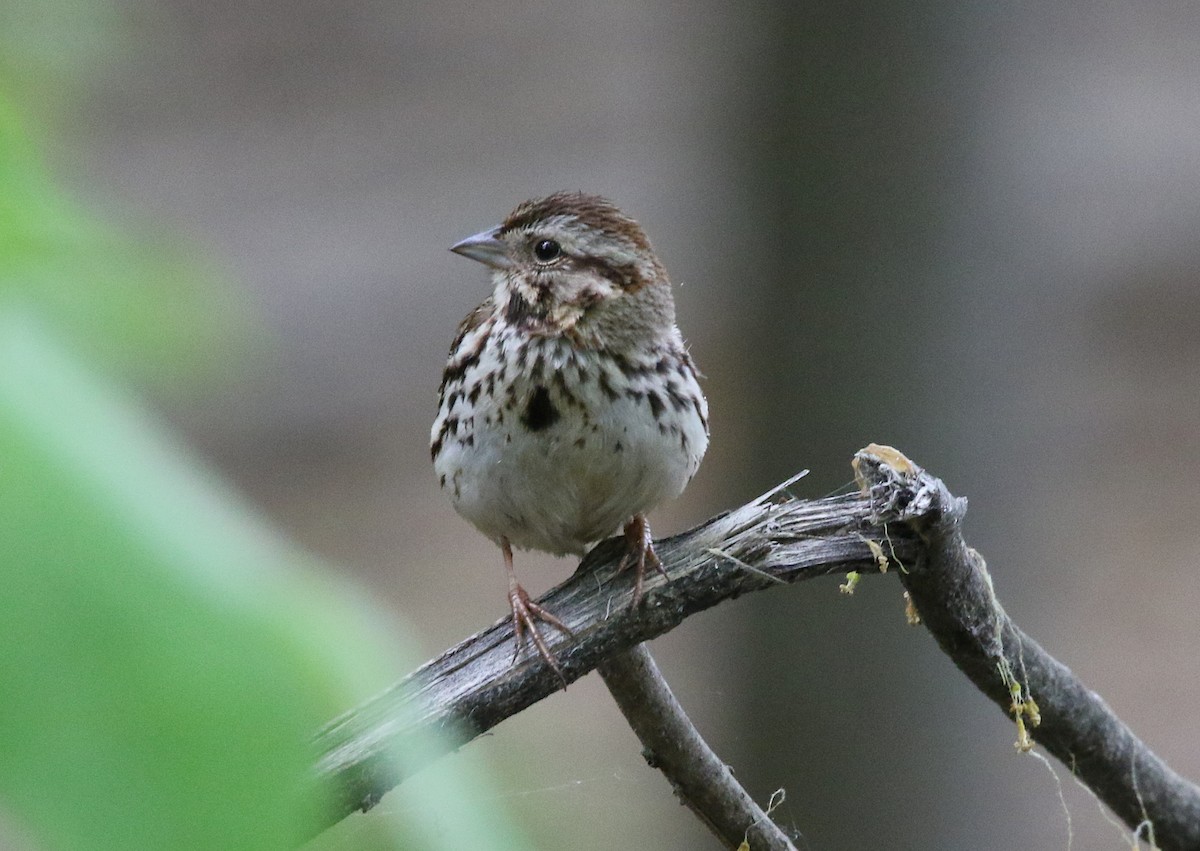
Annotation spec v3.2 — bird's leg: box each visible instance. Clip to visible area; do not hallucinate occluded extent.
[617,513,668,606]
[503,537,572,683]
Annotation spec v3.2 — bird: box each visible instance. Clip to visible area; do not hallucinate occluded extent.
[431,192,709,679]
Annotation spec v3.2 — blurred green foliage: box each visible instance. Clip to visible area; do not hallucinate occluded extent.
[0,8,530,849]
[0,310,532,850]
[0,0,126,106]
[0,311,340,846]
[0,93,247,384]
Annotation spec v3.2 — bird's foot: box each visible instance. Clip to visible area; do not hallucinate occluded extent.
[617,513,668,606]
[509,582,573,685]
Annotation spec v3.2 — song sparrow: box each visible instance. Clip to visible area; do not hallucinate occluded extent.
[431,192,709,678]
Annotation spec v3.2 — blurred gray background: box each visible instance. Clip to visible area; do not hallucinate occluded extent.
[49,0,1200,847]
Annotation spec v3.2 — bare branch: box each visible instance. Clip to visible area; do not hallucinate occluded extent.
[598,644,798,850]
[853,447,1200,850]
[312,477,915,830]
[312,448,1200,850]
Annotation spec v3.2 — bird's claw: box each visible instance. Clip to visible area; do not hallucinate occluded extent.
[509,583,573,686]
[618,514,667,606]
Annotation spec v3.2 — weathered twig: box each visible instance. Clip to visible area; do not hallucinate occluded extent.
[312,447,1200,850]
[854,447,1200,849]
[312,473,917,831]
[598,643,798,850]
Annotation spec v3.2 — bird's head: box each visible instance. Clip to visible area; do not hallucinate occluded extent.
[450,192,676,348]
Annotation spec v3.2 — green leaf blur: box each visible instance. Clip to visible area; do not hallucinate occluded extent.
[0,10,534,845]
[0,313,339,847]
[0,92,246,384]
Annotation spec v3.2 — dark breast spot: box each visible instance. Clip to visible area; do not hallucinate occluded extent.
[552,370,582,408]
[505,293,549,326]
[520,385,560,432]
[646,390,665,419]
[597,369,619,401]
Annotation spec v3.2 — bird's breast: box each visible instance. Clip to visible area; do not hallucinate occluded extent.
[432,332,708,555]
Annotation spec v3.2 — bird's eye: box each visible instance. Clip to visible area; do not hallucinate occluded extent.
[533,239,562,262]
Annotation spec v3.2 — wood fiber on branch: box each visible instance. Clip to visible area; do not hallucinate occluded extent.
[312,446,1200,850]
[313,471,913,828]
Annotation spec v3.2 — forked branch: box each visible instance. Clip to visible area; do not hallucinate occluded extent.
[312,469,909,838]
[312,446,1200,850]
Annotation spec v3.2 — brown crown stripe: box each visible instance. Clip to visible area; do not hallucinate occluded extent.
[500,191,652,253]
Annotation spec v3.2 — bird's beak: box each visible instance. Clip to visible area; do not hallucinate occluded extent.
[449,225,511,270]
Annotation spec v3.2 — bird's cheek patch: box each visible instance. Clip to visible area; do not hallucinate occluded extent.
[549,302,586,330]
[572,286,606,310]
